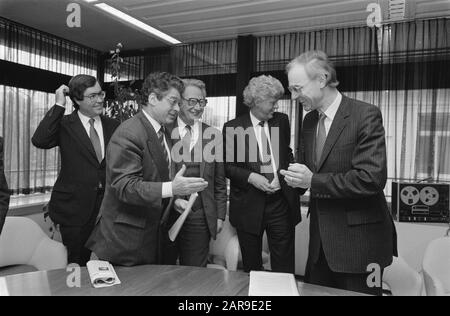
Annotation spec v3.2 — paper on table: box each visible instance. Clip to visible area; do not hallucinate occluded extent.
[249,271,300,296]
[169,193,198,242]
[87,260,121,289]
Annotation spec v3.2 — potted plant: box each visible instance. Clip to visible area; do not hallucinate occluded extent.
[105,43,142,122]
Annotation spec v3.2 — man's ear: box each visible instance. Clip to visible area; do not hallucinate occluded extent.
[319,73,328,89]
[148,92,159,106]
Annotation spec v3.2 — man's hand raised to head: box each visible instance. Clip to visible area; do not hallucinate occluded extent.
[172,164,208,196]
[55,85,70,107]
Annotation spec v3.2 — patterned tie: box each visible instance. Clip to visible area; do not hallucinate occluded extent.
[259,121,274,183]
[89,118,102,163]
[158,126,170,172]
[315,112,327,167]
[182,125,192,153]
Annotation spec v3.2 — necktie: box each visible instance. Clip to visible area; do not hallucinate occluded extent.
[158,126,170,171]
[259,121,274,183]
[315,112,327,166]
[182,125,192,153]
[89,118,102,163]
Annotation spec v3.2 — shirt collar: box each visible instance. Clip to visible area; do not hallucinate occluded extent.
[320,92,342,121]
[142,109,162,134]
[78,111,100,126]
[249,110,264,128]
[177,116,199,132]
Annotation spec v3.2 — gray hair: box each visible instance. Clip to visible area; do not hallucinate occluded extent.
[286,50,339,88]
[243,75,285,107]
[182,78,207,97]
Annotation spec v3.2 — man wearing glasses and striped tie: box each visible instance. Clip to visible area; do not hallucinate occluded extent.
[32,75,120,266]
[166,79,227,267]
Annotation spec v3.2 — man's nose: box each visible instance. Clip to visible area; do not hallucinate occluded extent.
[291,91,300,100]
[174,103,180,112]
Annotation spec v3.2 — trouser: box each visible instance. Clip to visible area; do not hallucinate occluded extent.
[176,208,211,267]
[237,192,295,273]
[305,244,384,296]
[60,191,104,267]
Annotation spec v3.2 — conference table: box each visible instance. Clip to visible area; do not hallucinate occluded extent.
[0,265,365,296]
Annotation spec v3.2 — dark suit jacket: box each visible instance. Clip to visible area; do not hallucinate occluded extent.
[223,112,301,235]
[86,111,175,266]
[31,105,120,227]
[300,95,397,274]
[167,121,227,239]
[0,137,11,235]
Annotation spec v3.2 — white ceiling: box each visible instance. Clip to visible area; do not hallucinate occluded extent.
[0,0,449,52]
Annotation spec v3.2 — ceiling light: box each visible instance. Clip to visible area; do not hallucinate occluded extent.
[94,3,182,45]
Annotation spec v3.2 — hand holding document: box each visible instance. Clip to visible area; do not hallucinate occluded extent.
[87,260,121,289]
[249,271,300,296]
[169,193,198,242]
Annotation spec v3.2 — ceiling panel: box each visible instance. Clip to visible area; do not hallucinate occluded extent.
[0,0,448,52]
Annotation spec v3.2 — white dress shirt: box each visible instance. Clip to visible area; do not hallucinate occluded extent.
[77,111,105,160]
[319,92,342,136]
[249,111,281,191]
[177,116,200,152]
[142,110,173,199]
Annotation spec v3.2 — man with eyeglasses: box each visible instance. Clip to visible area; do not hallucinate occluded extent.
[281,51,397,295]
[32,75,120,266]
[165,79,227,267]
[86,72,208,267]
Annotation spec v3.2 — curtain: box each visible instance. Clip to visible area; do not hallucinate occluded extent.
[0,18,97,77]
[0,18,97,195]
[0,85,75,194]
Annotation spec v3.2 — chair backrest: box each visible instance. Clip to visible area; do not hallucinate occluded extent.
[209,215,240,271]
[383,256,423,296]
[423,237,450,295]
[0,217,67,271]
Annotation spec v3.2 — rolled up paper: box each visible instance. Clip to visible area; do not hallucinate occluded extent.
[169,193,198,242]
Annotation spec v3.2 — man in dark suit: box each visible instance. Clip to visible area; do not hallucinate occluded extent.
[224,75,301,273]
[281,51,397,295]
[32,75,120,266]
[0,137,11,235]
[167,79,227,267]
[86,72,208,267]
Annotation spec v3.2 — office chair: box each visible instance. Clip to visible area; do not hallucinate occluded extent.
[208,216,271,271]
[0,217,67,274]
[383,255,423,296]
[208,215,240,271]
[422,236,450,296]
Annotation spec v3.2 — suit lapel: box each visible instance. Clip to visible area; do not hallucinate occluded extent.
[137,112,170,182]
[316,97,350,171]
[67,111,99,167]
[100,116,117,166]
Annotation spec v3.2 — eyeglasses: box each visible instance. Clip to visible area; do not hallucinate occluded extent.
[166,97,181,107]
[84,91,106,101]
[183,98,208,108]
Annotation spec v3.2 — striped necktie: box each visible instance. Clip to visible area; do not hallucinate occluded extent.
[315,112,327,167]
[158,126,170,171]
[259,121,274,183]
[89,118,102,163]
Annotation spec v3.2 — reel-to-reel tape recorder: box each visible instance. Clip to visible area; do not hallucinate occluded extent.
[392,182,450,223]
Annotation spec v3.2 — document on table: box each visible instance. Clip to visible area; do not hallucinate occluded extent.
[249,271,300,296]
[169,193,198,242]
[87,260,121,289]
